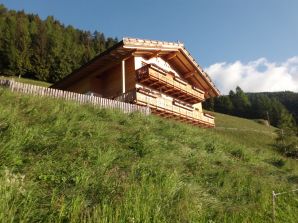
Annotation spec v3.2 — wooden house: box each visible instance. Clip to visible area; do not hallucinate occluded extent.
[51,38,220,127]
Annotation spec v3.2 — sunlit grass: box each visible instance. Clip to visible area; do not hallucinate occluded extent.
[0,76,51,87]
[0,88,297,222]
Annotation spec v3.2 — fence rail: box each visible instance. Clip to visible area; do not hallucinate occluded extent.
[0,79,151,115]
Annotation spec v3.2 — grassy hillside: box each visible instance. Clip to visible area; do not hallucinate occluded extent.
[248,91,298,124]
[0,76,51,87]
[212,113,276,155]
[0,88,297,223]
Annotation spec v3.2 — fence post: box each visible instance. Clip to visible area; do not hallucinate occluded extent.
[272,191,275,223]
[9,80,15,92]
[1,79,151,116]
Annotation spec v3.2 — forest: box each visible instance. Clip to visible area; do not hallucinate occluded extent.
[203,87,298,157]
[0,4,118,83]
[251,91,298,125]
[203,87,297,127]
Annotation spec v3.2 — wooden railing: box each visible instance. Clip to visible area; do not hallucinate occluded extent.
[0,79,151,115]
[113,90,137,103]
[136,90,214,126]
[114,88,214,127]
[136,64,205,103]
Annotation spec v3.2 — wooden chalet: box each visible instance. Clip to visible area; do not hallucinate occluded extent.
[51,38,220,127]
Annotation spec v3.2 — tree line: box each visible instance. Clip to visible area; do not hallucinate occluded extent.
[250,91,298,125]
[203,87,298,158]
[0,4,118,83]
[203,86,296,127]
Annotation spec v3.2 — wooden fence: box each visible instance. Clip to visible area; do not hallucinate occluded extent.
[0,79,151,115]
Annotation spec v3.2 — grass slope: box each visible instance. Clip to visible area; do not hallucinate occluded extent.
[0,76,51,87]
[212,113,276,155]
[0,88,297,223]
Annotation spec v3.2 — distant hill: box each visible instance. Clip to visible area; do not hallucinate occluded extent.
[203,87,297,127]
[247,91,298,124]
[0,87,297,222]
[0,4,118,83]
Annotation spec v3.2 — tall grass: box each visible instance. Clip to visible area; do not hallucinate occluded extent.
[0,88,297,222]
[0,76,51,87]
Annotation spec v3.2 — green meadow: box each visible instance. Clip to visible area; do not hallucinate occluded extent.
[0,88,297,222]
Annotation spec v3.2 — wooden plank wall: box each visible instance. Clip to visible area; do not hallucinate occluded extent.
[66,76,91,94]
[101,65,122,97]
[65,70,103,95]
[0,79,151,115]
[125,57,136,92]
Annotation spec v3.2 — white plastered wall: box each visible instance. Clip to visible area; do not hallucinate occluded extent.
[135,56,181,78]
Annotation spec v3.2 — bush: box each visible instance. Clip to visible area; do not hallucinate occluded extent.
[275,129,298,158]
[268,158,286,168]
[287,175,298,184]
[230,149,246,160]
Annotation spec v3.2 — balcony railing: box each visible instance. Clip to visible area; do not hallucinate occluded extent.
[136,64,205,104]
[115,89,214,127]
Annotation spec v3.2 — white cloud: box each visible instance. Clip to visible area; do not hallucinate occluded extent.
[205,57,298,94]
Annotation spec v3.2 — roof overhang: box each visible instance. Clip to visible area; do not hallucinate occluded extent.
[50,37,220,97]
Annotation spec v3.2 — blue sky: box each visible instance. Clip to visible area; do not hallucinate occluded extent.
[1,0,298,93]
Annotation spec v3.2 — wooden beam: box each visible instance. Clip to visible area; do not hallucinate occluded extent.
[175,56,206,90]
[146,50,161,60]
[184,71,196,79]
[122,59,126,93]
[165,52,177,61]
[149,82,159,87]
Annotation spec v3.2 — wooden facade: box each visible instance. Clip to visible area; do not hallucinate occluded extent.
[51,38,220,127]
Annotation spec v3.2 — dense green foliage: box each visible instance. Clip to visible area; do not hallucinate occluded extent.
[0,76,51,87]
[249,91,298,125]
[274,112,298,158]
[0,88,297,222]
[204,87,296,128]
[0,4,118,83]
[204,88,298,157]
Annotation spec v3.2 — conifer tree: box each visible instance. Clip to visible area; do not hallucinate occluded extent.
[0,4,118,82]
[275,111,298,158]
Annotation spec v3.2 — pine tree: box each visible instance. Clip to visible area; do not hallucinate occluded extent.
[0,15,17,75]
[214,96,234,114]
[14,11,31,77]
[229,86,251,117]
[275,111,298,158]
[249,94,272,119]
[30,17,49,81]
[203,97,215,111]
[80,31,95,64]
[93,31,106,54]
[0,4,119,82]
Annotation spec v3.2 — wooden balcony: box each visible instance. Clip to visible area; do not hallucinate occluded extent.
[115,89,214,127]
[136,64,205,104]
